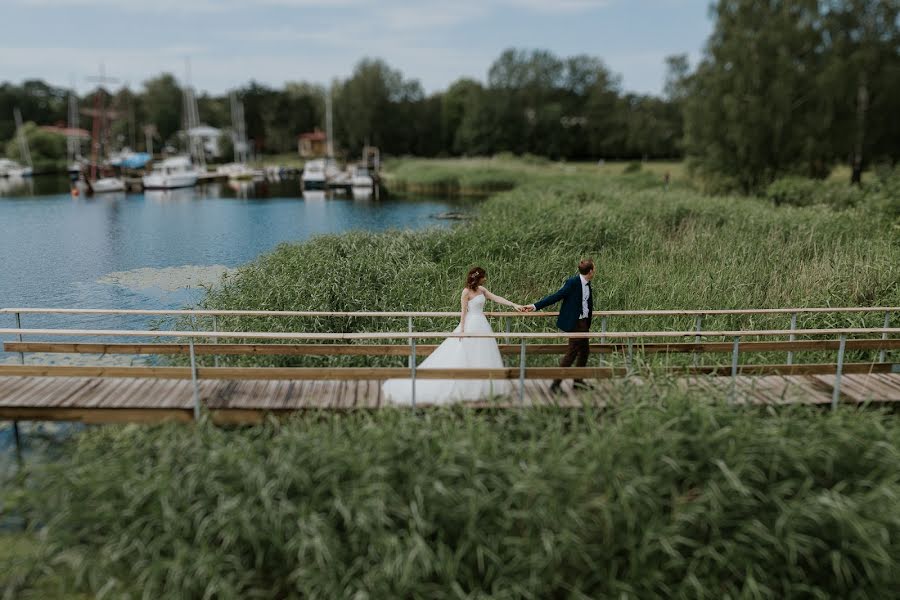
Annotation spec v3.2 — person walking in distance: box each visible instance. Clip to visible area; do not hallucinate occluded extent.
[524,259,595,394]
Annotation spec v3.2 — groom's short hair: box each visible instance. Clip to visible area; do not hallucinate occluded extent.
[578,259,595,275]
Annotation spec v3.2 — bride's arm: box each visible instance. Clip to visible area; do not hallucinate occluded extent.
[459,289,468,333]
[480,287,523,311]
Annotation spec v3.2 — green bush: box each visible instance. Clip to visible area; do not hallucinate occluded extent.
[623,161,642,173]
[766,176,868,210]
[764,176,820,207]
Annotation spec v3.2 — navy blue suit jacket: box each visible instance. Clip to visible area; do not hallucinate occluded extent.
[534,275,592,332]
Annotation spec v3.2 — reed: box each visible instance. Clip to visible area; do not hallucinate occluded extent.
[186,165,898,368]
[7,390,900,598]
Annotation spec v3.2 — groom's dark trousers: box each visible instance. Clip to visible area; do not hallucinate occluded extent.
[533,275,593,389]
[558,318,591,387]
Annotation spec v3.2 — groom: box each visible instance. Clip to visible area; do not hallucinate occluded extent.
[524,259,595,394]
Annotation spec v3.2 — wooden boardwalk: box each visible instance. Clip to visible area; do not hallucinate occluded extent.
[1,373,898,424]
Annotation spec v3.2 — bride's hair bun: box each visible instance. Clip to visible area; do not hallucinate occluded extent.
[466,266,486,291]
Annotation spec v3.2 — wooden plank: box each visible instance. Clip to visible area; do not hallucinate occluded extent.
[0,365,192,379]
[0,376,52,406]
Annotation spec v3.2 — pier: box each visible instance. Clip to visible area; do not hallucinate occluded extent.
[0,306,896,424]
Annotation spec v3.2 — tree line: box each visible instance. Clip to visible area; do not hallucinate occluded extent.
[1,0,897,192]
[0,49,683,167]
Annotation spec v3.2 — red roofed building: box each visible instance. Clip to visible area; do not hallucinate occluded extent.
[298,129,326,158]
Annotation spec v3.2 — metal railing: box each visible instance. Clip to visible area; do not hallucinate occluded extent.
[1,305,897,413]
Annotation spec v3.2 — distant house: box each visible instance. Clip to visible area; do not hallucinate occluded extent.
[298,129,326,158]
[187,125,223,158]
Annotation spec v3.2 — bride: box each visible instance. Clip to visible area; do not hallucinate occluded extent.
[383,266,523,405]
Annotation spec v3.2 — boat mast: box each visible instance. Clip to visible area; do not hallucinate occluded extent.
[230,92,248,164]
[325,84,334,158]
[13,108,33,170]
[67,78,80,165]
[183,58,206,169]
[85,64,119,181]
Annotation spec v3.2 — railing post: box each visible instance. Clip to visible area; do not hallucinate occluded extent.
[787,312,798,365]
[600,316,608,366]
[505,317,511,345]
[518,339,526,403]
[693,315,703,367]
[189,337,201,420]
[13,421,23,470]
[626,337,634,372]
[410,336,417,408]
[14,311,24,365]
[730,336,740,402]
[212,315,219,368]
[880,311,890,364]
[832,334,846,410]
[408,317,414,369]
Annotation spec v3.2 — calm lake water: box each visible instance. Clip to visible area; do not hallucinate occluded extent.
[0,175,466,351]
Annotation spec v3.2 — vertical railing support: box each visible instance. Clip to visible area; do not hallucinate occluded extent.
[189,337,201,420]
[600,316,608,366]
[518,339,526,403]
[407,317,414,369]
[13,421,23,470]
[787,312,798,365]
[880,311,890,364]
[730,336,740,402]
[14,311,24,365]
[505,317,511,345]
[626,338,634,372]
[832,334,847,410]
[212,315,219,368]
[693,315,703,367]
[410,336,417,408]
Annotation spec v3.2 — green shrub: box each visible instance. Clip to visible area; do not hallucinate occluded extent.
[623,161,642,173]
[765,176,820,207]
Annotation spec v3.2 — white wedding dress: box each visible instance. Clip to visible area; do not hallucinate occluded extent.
[383,293,512,405]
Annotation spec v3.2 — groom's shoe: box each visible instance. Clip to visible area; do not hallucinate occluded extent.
[549,382,563,395]
[572,380,595,392]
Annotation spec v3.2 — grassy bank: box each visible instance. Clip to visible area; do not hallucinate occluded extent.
[6,393,900,598]
[382,156,686,197]
[190,160,897,368]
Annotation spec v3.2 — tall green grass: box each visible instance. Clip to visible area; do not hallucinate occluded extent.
[7,392,900,598]
[189,168,898,368]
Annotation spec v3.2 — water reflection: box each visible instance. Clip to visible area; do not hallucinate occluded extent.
[302,189,327,202]
[0,175,33,196]
[144,188,195,203]
[352,187,374,201]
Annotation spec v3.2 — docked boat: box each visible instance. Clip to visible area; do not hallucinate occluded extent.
[301,158,341,190]
[350,165,374,189]
[216,162,254,181]
[0,159,32,178]
[142,156,199,189]
[301,159,327,190]
[90,177,126,194]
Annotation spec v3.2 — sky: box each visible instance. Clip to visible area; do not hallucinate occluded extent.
[2,0,713,97]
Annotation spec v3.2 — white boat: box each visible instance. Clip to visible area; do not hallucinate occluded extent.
[91,177,126,194]
[350,165,374,189]
[301,159,327,190]
[142,156,199,189]
[216,162,254,181]
[0,159,32,178]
